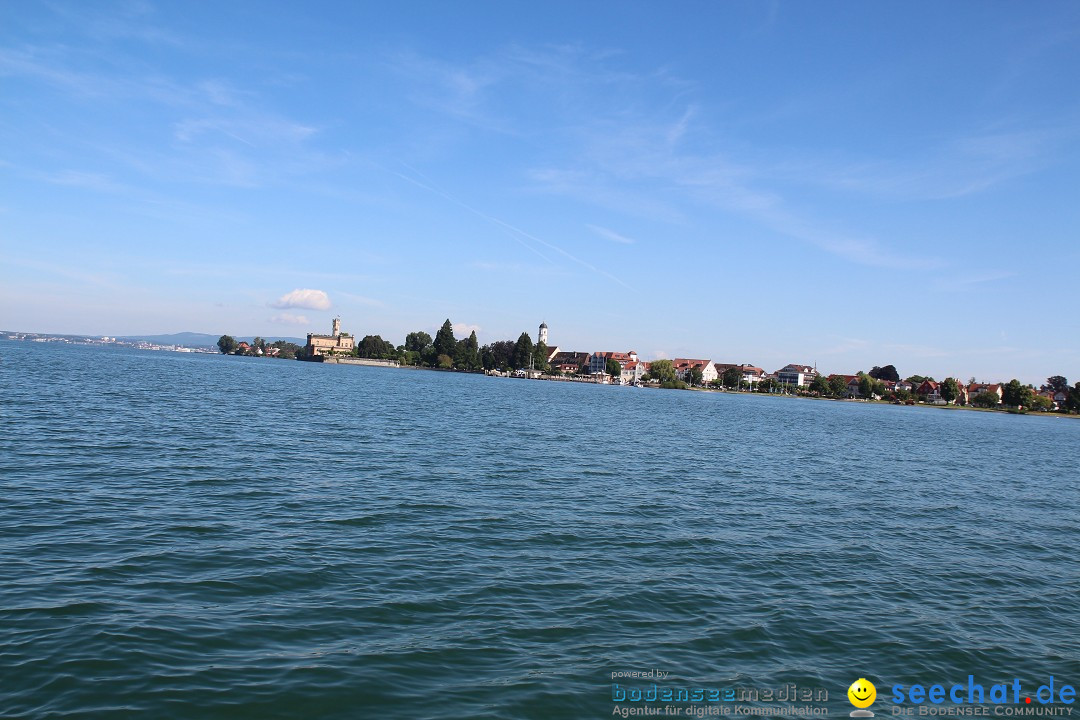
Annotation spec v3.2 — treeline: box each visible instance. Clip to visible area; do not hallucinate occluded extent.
[353,319,552,373]
[217,335,303,360]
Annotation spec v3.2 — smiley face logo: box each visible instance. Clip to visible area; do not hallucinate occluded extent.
[848,678,876,709]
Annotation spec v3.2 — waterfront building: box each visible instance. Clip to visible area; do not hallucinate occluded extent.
[673,358,717,384]
[775,363,818,388]
[550,351,590,374]
[305,317,355,358]
[588,351,637,376]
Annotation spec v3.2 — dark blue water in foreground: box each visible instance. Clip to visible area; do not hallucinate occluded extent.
[2,340,1078,719]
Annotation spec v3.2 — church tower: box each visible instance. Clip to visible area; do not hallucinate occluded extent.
[332,317,341,337]
[538,321,548,346]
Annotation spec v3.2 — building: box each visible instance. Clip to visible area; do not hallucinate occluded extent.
[589,351,637,376]
[538,321,549,346]
[621,360,650,385]
[967,382,1003,404]
[673,358,717,384]
[776,364,818,388]
[305,317,355,358]
[714,363,765,385]
[549,351,590,374]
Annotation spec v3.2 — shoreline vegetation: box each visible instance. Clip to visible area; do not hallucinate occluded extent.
[211,317,1080,419]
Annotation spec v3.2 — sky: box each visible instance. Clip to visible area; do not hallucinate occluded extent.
[2,1,1078,384]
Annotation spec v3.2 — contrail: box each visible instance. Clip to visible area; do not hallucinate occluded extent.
[394,163,634,290]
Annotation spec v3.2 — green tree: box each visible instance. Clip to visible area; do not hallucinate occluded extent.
[906,375,931,384]
[869,365,900,382]
[829,375,848,397]
[405,331,433,353]
[1001,379,1032,408]
[858,374,873,398]
[456,331,481,370]
[689,365,704,386]
[532,342,550,373]
[1046,375,1069,394]
[649,359,677,384]
[809,375,830,395]
[756,377,777,393]
[1065,383,1080,414]
[512,332,534,369]
[434,320,457,359]
[217,335,238,354]
[437,353,454,369]
[970,391,999,409]
[940,377,960,404]
[606,357,622,378]
[481,340,515,371]
[722,367,741,389]
[357,335,393,358]
[1028,395,1053,412]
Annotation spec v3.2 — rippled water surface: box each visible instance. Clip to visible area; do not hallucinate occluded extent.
[2,341,1078,719]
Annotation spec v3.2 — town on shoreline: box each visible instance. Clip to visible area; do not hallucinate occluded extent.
[215,317,1080,416]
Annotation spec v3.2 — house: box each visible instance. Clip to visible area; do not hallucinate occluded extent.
[237,341,251,353]
[916,379,945,403]
[305,317,356,358]
[621,360,649,385]
[895,380,915,393]
[776,364,819,388]
[846,375,862,397]
[714,363,765,385]
[967,382,1003,405]
[673,358,717,384]
[549,351,590,375]
[588,351,636,376]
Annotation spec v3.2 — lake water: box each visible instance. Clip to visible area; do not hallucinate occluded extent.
[1,340,1078,719]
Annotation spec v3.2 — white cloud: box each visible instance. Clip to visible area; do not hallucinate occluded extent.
[270,312,309,325]
[587,224,636,244]
[453,322,481,336]
[271,288,330,310]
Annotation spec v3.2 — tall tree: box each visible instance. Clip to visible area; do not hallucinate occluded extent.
[809,375,830,395]
[869,364,900,382]
[217,335,238,354]
[858,374,874,398]
[512,332,534,369]
[829,375,849,397]
[357,335,393,358]
[405,331,433,353]
[1046,376,1069,394]
[1001,379,1032,408]
[433,320,457,358]
[606,357,622,378]
[689,365,704,386]
[456,331,481,370]
[940,377,959,404]
[1065,382,1080,413]
[722,367,741,389]
[532,342,550,373]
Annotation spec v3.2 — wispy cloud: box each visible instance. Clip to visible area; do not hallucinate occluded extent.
[587,224,635,245]
[453,322,481,336]
[270,312,309,325]
[391,164,633,290]
[271,288,331,311]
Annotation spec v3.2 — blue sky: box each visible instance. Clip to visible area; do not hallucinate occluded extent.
[2,1,1078,383]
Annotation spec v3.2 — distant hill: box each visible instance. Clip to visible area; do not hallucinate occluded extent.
[117,332,307,347]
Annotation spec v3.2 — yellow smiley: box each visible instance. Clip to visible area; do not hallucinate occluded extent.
[848,678,876,708]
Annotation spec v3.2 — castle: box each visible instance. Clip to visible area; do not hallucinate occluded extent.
[305,317,355,357]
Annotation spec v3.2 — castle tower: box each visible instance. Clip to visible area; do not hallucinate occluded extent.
[332,317,341,337]
[538,321,548,346]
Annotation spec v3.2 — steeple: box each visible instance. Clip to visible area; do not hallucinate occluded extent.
[538,321,548,346]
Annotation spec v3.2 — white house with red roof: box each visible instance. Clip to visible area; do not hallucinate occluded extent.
[673,358,717,384]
